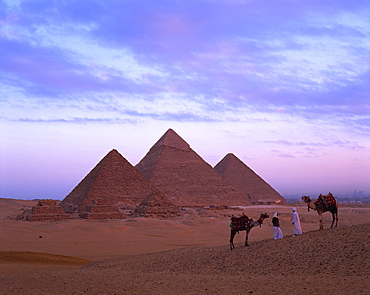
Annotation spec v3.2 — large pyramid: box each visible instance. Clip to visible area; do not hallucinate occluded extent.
[60,149,169,213]
[214,153,286,204]
[135,129,250,207]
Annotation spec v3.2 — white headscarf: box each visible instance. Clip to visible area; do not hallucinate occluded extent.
[273,212,278,218]
[292,207,297,212]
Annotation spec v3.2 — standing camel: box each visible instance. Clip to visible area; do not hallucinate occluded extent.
[301,192,338,230]
[230,213,269,250]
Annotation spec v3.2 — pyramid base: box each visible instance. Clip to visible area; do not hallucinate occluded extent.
[79,212,126,220]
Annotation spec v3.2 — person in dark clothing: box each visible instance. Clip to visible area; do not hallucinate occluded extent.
[272,212,283,239]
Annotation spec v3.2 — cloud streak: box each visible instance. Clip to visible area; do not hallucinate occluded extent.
[1,0,369,198]
[2,0,369,109]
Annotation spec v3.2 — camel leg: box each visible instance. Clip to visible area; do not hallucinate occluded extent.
[319,213,323,230]
[244,228,251,247]
[230,231,236,250]
[334,212,338,228]
[330,213,335,228]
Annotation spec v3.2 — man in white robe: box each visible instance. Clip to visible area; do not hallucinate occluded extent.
[292,207,302,235]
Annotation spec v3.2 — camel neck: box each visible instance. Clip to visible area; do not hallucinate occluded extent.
[255,219,263,226]
[308,201,317,210]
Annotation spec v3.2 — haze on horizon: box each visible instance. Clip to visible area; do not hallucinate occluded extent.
[0,0,369,200]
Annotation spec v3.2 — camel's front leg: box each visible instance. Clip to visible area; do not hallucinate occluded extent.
[319,213,324,230]
[244,228,251,247]
[230,230,236,250]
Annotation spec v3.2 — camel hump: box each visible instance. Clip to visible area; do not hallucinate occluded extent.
[230,216,253,231]
[315,193,337,208]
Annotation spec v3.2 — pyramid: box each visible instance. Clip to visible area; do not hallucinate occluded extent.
[135,129,250,207]
[17,199,69,222]
[214,153,286,204]
[60,149,168,213]
[78,197,126,219]
[134,191,181,218]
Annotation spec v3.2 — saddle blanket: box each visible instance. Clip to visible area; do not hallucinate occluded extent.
[315,193,336,208]
[230,215,253,231]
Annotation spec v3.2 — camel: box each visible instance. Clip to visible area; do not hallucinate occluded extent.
[301,192,338,230]
[230,213,269,250]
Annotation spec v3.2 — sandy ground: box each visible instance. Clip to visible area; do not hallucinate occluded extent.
[0,198,369,294]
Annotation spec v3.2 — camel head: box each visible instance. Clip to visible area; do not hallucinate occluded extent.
[261,213,269,219]
[302,196,314,211]
[301,196,311,203]
[258,213,269,225]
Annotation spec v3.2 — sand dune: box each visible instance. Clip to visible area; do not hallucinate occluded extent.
[0,251,91,265]
[0,199,369,294]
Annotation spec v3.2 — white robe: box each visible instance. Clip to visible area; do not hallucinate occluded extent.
[273,226,283,239]
[292,211,302,235]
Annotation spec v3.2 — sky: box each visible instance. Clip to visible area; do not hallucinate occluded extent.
[0,0,369,200]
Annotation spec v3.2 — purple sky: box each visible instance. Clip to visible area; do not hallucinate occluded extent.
[1,0,369,200]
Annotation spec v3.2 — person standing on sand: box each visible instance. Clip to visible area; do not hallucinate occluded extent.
[272,212,283,239]
[292,207,302,235]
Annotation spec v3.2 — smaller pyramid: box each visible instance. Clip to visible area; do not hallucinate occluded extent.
[134,191,181,218]
[214,153,286,204]
[17,199,69,222]
[61,149,168,214]
[79,197,126,219]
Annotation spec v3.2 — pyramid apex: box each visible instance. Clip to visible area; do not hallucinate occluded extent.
[103,149,118,155]
[104,149,123,159]
[219,153,240,165]
[228,153,243,161]
[154,128,190,151]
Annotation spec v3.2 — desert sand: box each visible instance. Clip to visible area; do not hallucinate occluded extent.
[0,198,369,294]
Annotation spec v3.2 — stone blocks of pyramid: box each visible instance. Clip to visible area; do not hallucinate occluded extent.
[78,197,126,219]
[17,199,69,222]
[214,153,286,204]
[136,129,250,207]
[134,191,181,218]
[60,149,169,214]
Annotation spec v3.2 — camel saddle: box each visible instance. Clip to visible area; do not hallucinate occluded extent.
[230,215,253,231]
[315,193,336,209]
